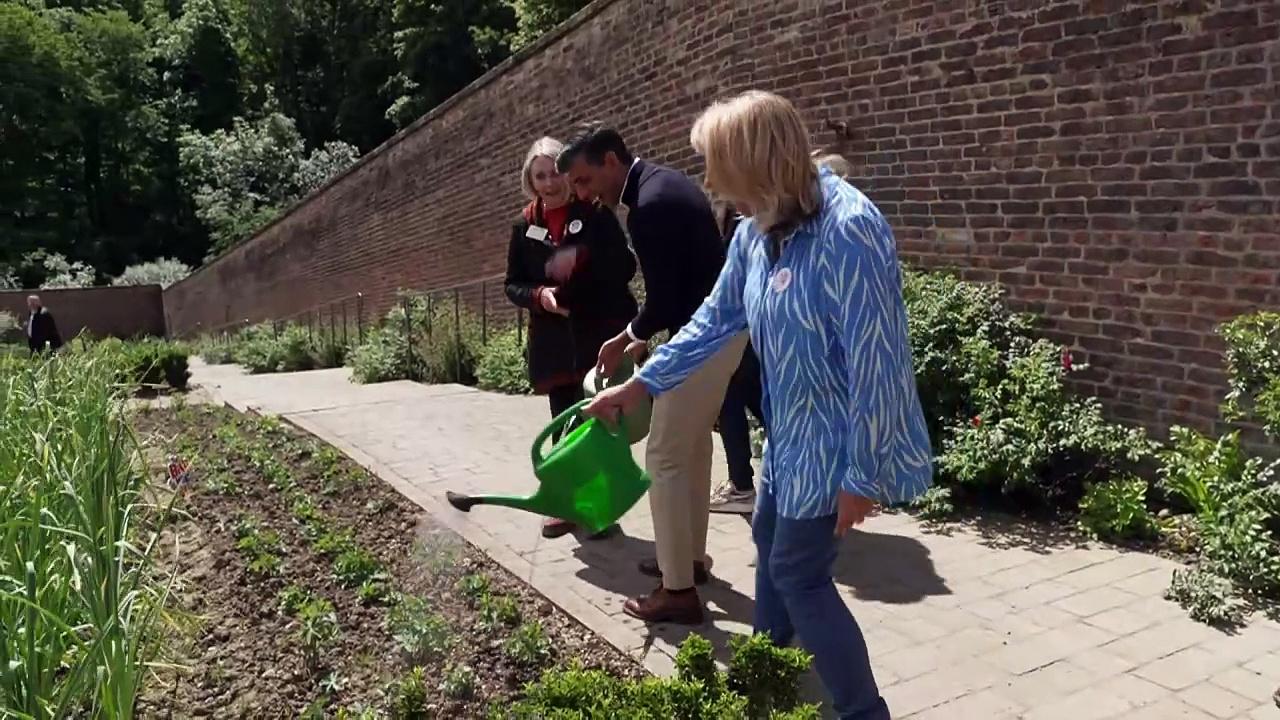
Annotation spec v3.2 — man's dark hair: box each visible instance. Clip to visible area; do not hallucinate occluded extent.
[556,123,633,172]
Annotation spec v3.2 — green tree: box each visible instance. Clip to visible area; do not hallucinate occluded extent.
[384,0,516,128]
[510,0,588,49]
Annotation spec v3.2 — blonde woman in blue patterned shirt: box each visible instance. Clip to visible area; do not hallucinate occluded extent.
[584,90,933,719]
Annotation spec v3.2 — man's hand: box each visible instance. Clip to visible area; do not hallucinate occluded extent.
[583,378,650,429]
[545,247,579,282]
[835,491,879,538]
[597,332,630,376]
[538,287,569,316]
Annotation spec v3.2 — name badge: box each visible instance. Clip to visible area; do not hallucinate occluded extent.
[772,268,793,292]
[526,225,549,242]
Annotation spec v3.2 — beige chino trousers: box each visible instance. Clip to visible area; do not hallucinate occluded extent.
[645,331,750,590]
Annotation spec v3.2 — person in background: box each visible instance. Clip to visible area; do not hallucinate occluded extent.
[582,90,933,719]
[557,124,745,624]
[503,136,638,540]
[710,201,765,514]
[25,295,63,355]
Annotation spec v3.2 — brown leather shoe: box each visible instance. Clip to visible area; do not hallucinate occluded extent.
[637,557,710,585]
[623,586,704,625]
[541,518,575,539]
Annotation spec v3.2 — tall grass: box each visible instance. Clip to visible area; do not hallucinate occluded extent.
[0,349,168,718]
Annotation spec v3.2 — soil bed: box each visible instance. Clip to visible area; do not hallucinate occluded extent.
[133,402,641,718]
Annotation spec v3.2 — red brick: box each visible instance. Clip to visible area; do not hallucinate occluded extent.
[162,0,1280,437]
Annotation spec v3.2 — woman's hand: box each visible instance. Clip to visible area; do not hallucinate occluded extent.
[583,378,650,427]
[538,287,569,316]
[545,247,579,282]
[834,491,879,537]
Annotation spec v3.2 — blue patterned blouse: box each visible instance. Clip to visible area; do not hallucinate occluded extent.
[634,169,934,520]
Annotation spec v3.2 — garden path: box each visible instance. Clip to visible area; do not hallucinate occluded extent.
[191,360,1280,719]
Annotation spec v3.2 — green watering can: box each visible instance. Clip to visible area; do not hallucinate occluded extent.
[577,354,652,445]
[445,399,651,533]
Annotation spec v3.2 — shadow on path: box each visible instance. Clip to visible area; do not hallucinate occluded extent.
[570,530,756,666]
[833,528,951,604]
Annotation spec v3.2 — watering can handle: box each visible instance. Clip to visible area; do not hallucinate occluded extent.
[530,398,624,467]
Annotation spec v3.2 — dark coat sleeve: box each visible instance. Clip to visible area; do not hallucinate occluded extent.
[45,313,62,349]
[504,223,541,311]
[628,196,696,341]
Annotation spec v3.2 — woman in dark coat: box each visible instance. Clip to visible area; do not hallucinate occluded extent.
[504,136,638,539]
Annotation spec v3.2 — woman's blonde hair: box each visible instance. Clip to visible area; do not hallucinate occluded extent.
[520,136,566,200]
[690,91,820,233]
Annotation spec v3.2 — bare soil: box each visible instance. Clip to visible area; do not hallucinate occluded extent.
[132,403,640,719]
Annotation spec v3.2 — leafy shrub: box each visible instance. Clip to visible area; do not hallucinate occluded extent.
[909,486,955,521]
[1165,568,1247,626]
[476,330,531,395]
[1159,426,1280,602]
[199,338,237,364]
[416,301,483,385]
[503,621,551,667]
[111,257,191,288]
[107,338,191,390]
[937,338,1154,508]
[388,666,429,720]
[1077,477,1155,541]
[1220,311,1280,438]
[233,323,324,373]
[349,300,420,384]
[902,270,1034,446]
[296,597,340,672]
[505,634,817,719]
[725,633,813,719]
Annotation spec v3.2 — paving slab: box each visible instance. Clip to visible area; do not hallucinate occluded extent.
[190,360,1280,719]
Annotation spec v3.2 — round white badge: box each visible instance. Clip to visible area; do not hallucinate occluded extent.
[568,219,583,234]
[772,268,793,292]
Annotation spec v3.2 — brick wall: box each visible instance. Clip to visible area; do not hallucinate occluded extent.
[163,0,1280,434]
[1,286,167,342]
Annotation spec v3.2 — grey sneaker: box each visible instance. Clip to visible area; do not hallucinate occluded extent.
[710,488,755,514]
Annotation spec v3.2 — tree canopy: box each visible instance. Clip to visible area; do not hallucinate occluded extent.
[0,0,590,286]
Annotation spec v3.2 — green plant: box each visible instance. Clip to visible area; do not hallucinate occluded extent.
[478,593,521,629]
[457,573,491,606]
[441,663,477,699]
[1220,311,1280,438]
[278,584,313,615]
[1165,568,1247,626]
[389,667,429,720]
[349,324,416,384]
[1077,476,1155,541]
[1158,427,1280,600]
[506,635,818,718]
[357,579,389,606]
[476,329,532,395]
[0,348,172,718]
[119,338,192,389]
[314,527,356,557]
[296,597,340,673]
[199,338,238,364]
[902,269,1034,446]
[937,338,1155,508]
[387,596,451,664]
[336,705,385,720]
[909,486,955,521]
[334,547,384,588]
[415,301,484,385]
[503,621,551,667]
[725,633,813,718]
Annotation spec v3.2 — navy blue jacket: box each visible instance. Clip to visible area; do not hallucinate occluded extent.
[620,160,725,340]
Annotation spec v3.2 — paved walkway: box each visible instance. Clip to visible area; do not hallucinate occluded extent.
[191,361,1280,719]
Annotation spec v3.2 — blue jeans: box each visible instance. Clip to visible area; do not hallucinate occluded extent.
[752,483,890,720]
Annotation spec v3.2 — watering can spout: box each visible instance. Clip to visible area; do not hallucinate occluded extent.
[443,400,650,533]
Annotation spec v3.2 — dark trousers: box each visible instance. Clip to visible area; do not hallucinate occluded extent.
[752,484,890,720]
[717,343,764,492]
[548,383,585,443]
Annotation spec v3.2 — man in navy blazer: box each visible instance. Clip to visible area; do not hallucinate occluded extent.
[557,125,749,624]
